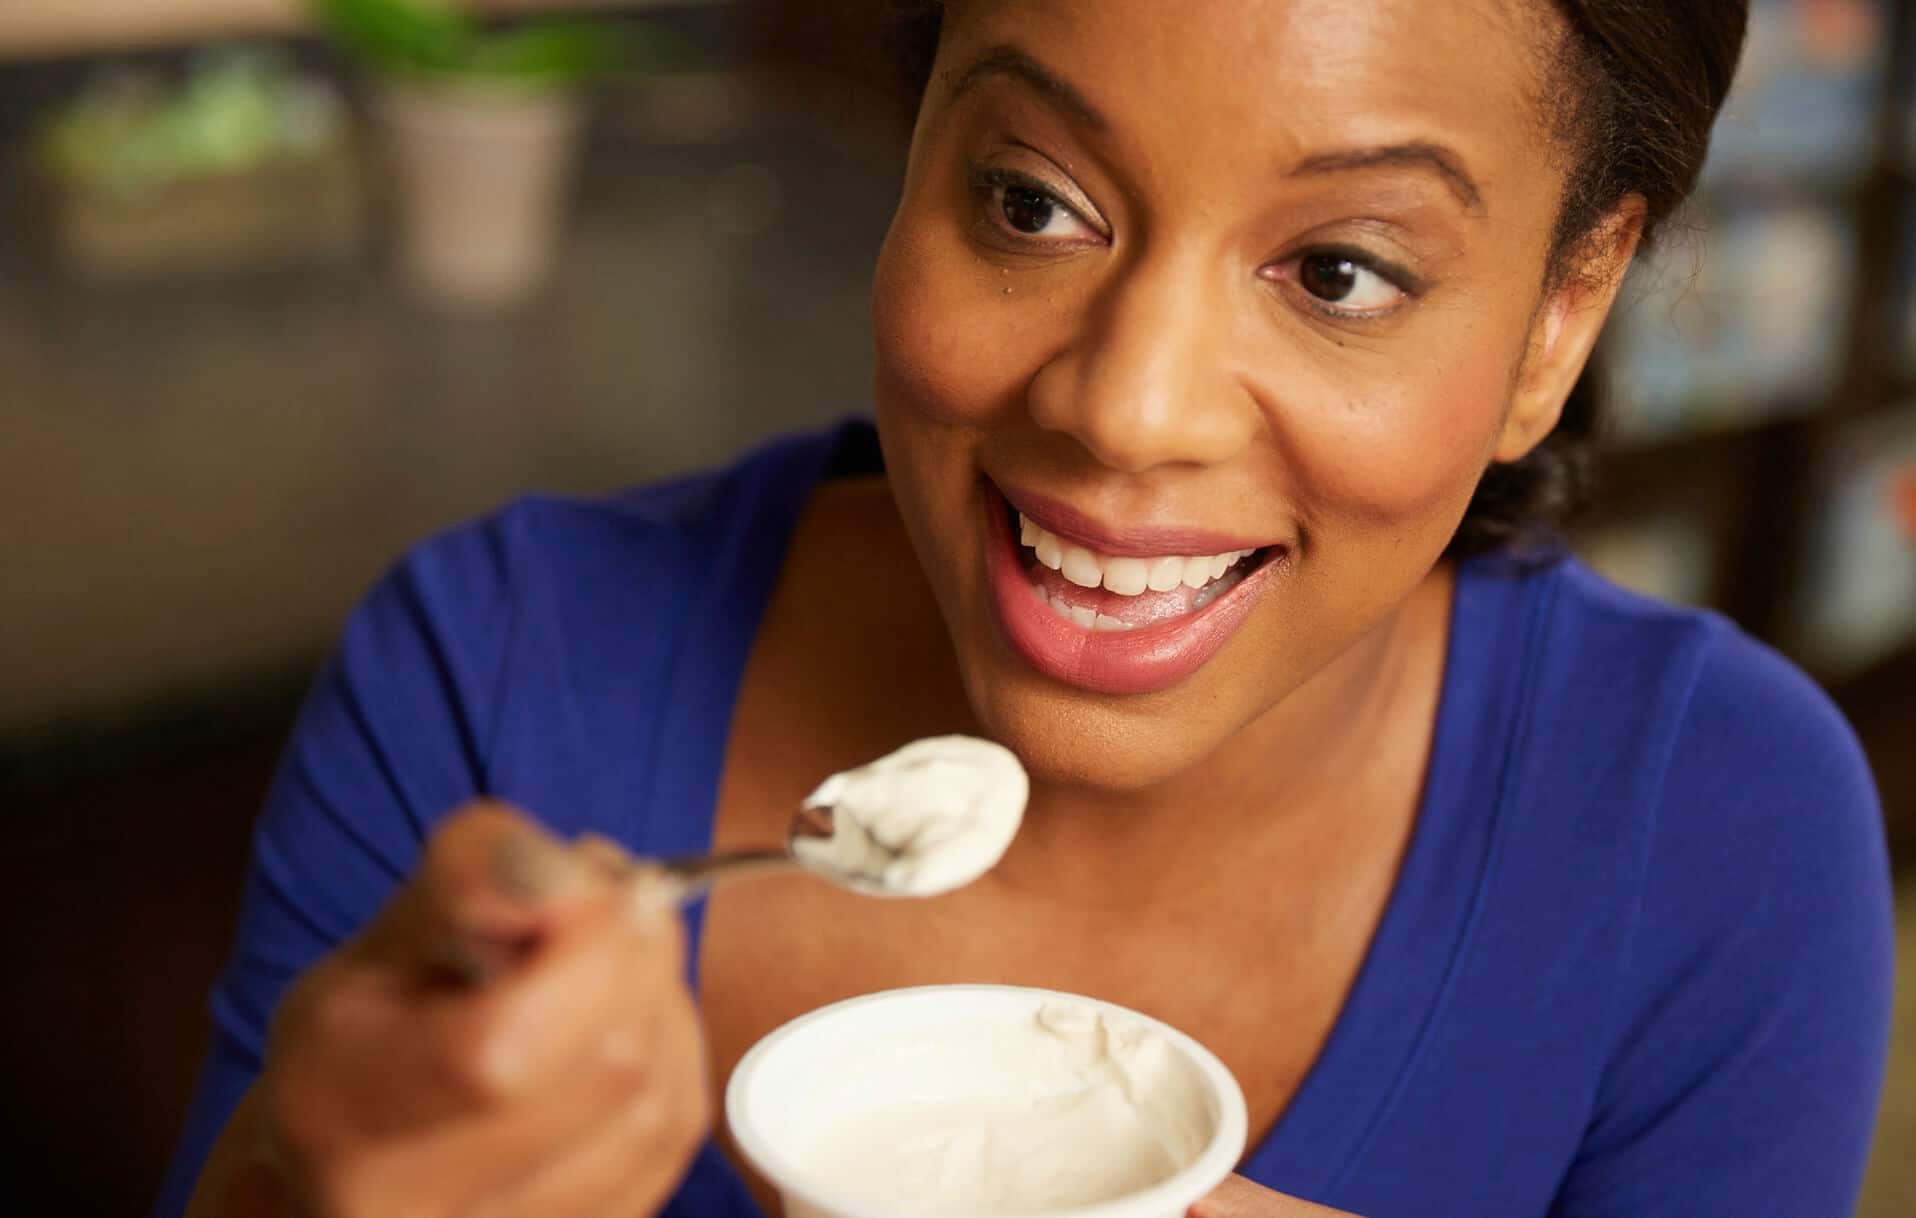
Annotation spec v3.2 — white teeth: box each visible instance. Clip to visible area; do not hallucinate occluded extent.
[1060,545,1103,590]
[1041,597,1137,632]
[1017,512,1257,599]
[1101,557,1149,596]
[1034,532,1064,571]
[1146,556,1184,592]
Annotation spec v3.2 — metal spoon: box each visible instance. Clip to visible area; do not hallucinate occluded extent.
[651,802,838,901]
[442,805,840,984]
[654,734,1027,902]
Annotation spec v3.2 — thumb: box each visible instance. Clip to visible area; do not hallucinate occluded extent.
[1190,1175,1361,1218]
[365,801,597,982]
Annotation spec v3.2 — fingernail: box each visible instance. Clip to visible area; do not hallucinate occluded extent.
[489,831,578,902]
[575,833,638,879]
[626,866,684,927]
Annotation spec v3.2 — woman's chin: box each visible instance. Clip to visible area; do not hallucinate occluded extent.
[952,649,1239,796]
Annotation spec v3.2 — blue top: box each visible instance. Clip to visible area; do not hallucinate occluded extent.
[156,420,1894,1218]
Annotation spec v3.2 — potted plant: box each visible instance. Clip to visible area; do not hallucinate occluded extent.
[313,0,631,310]
[34,49,364,277]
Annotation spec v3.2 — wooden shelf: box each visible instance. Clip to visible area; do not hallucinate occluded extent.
[1596,417,1770,497]
[0,0,721,61]
[1831,637,1916,859]
[1832,637,1916,712]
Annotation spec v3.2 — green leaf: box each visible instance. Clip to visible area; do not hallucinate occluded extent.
[463,21,624,87]
[310,0,474,74]
[310,0,692,87]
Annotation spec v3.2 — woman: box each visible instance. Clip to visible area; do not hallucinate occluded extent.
[163,1,1893,1215]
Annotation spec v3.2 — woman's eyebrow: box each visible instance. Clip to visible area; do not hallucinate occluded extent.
[945,44,1108,131]
[943,46,1483,216]
[1289,142,1485,213]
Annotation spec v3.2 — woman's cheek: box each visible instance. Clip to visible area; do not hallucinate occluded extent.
[1277,353,1512,542]
[873,213,1050,429]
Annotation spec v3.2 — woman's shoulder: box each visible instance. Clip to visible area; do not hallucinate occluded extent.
[420,421,856,580]
[298,422,866,842]
[329,419,860,727]
[1495,553,1870,796]
[1476,551,1885,939]
[1443,557,1892,1172]
[1446,553,1895,1217]
[362,421,866,652]
[1479,561,1893,1210]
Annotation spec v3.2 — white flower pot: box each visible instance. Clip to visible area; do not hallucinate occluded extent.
[375,81,583,311]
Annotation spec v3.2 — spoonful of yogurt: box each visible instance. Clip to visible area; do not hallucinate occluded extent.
[656,735,1028,900]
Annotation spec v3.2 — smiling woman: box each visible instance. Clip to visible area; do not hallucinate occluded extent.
[160,4,1892,1218]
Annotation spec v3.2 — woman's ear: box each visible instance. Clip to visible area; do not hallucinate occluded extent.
[1495,196,1647,463]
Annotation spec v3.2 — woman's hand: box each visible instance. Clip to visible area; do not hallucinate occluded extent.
[1191,1175,1364,1217]
[191,802,710,1218]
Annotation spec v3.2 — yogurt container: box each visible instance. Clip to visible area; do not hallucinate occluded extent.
[726,985,1249,1218]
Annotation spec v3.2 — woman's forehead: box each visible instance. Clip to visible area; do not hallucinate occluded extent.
[937,0,1560,188]
[942,0,1545,64]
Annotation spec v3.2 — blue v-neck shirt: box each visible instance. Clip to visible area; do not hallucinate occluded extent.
[156,421,1893,1218]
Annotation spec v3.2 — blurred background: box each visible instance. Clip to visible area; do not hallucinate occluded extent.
[0,0,1909,1213]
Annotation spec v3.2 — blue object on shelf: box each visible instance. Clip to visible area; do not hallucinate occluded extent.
[1607,198,1854,441]
[1791,406,1916,677]
[1703,0,1887,189]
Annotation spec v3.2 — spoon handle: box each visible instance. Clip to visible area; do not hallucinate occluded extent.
[655,848,797,900]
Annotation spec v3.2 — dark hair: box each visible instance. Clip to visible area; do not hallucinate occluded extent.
[884,1,1748,556]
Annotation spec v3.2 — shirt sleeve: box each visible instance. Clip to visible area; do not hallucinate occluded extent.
[1550,631,1896,1218]
[150,520,512,1218]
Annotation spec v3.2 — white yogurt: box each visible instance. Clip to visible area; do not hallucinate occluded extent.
[727,986,1246,1218]
[789,1004,1210,1214]
[793,736,1029,897]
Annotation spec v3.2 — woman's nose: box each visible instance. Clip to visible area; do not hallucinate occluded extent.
[1027,248,1260,473]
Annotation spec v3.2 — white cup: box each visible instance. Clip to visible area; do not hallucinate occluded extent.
[726,984,1249,1218]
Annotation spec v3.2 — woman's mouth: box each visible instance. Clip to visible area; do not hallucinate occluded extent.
[983,484,1286,696]
[1019,507,1263,629]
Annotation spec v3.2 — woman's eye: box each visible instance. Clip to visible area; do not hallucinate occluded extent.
[1291,251,1407,316]
[976,172,1099,245]
[1001,185,1062,234]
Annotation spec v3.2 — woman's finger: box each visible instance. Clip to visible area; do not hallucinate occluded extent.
[444,877,685,1097]
[463,1072,696,1218]
[311,963,683,1218]
[359,802,598,982]
[287,852,677,1136]
[529,913,711,1218]
[414,933,708,1218]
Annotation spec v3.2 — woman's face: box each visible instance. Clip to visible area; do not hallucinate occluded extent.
[872,0,1624,791]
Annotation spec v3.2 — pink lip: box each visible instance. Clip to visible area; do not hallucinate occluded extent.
[982,486,1284,696]
[996,483,1278,558]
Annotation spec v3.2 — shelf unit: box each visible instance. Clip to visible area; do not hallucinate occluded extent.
[1585,0,1916,847]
